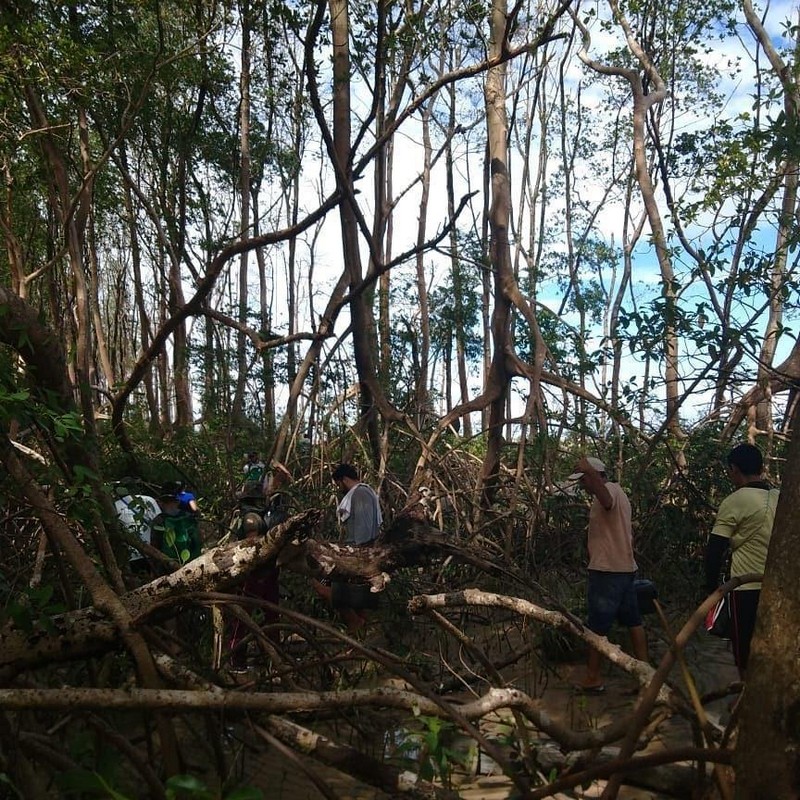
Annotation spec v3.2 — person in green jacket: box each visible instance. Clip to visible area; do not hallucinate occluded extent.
[152,487,201,565]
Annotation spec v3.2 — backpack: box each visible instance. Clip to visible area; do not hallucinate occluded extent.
[240,461,266,499]
[264,491,288,531]
[243,460,266,484]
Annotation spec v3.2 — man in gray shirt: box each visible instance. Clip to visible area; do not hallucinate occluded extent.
[311,464,382,631]
[334,463,382,545]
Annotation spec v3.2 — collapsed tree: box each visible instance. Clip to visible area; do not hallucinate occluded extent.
[2,1,800,798]
[0,530,725,787]
[0,474,761,800]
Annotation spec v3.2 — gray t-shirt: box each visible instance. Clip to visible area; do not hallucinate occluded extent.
[343,484,381,545]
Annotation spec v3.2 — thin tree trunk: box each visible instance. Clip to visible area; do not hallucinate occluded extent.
[119,146,160,432]
[86,206,115,400]
[328,0,382,461]
[233,0,253,423]
[745,0,799,438]
[169,260,192,429]
[445,75,472,438]
[20,83,125,590]
[481,0,515,498]
[156,249,172,430]
[414,99,433,427]
[735,402,800,797]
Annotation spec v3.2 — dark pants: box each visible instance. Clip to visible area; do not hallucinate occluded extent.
[331,580,380,610]
[227,565,280,668]
[730,588,760,672]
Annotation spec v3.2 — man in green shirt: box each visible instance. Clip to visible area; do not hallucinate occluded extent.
[704,443,778,678]
[152,487,201,565]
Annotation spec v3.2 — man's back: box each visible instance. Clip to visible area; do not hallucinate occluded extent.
[713,485,778,587]
[343,483,381,545]
[587,482,636,572]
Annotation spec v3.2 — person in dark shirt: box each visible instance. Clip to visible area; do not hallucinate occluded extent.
[225,468,289,672]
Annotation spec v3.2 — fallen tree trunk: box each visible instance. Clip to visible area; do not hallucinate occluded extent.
[0,515,533,674]
[0,511,319,674]
[0,510,582,680]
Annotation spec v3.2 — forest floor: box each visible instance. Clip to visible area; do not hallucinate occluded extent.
[228,611,741,800]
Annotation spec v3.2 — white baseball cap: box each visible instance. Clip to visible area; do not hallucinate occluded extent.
[566,457,607,482]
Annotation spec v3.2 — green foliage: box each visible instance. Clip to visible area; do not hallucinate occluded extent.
[165,774,263,800]
[400,714,470,788]
[53,722,133,798]
[0,381,83,444]
[54,770,263,800]
[50,714,265,799]
[0,0,797,792]
[0,773,23,799]
[102,426,229,509]
[0,385,32,422]
[56,769,129,799]
[751,108,800,164]
[0,583,65,635]
[428,231,485,363]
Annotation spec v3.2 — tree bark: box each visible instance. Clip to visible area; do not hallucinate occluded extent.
[737,0,800,441]
[735,400,800,798]
[232,0,253,424]
[481,0,515,500]
[328,0,383,461]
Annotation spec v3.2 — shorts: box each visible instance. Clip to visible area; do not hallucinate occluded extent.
[587,570,642,634]
[331,580,380,610]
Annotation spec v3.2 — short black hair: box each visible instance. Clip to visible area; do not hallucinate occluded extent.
[332,463,359,481]
[727,443,764,476]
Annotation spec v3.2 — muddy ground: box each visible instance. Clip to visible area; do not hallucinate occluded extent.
[215,609,741,800]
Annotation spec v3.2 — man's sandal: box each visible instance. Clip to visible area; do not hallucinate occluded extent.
[573,683,606,695]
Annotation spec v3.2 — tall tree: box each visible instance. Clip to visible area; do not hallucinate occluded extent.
[327,0,384,461]
[575,0,682,448]
[480,0,516,495]
[232,0,255,424]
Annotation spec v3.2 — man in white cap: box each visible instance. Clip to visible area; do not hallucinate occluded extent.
[568,456,648,692]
